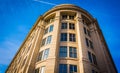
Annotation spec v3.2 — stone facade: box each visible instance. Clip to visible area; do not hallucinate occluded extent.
[6,4,117,73]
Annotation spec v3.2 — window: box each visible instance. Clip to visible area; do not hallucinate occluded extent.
[49,25,54,32]
[69,23,75,30]
[38,49,50,61]
[61,33,67,41]
[89,40,94,49]
[92,70,98,73]
[35,68,39,73]
[46,35,52,44]
[69,47,77,58]
[59,64,67,73]
[59,46,67,57]
[69,15,74,20]
[41,38,46,46]
[85,38,89,47]
[84,27,87,34]
[43,48,49,60]
[69,34,76,42]
[69,65,77,73]
[87,29,91,37]
[62,15,67,19]
[92,54,97,65]
[44,28,48,34]
[88,51,92,63]
[40,66,45,73]
[61,22,67,29]
[38,51,43,61]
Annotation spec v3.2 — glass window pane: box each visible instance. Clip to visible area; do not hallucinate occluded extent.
[62,15,67,19]
[69,34,76,42]
[61,33,67,41]
[43,48,49,60]
[88,51,92,63]
[70,65,77,73]
[38,51,43,61]
[44,28,48,34]
[69,47,77,58]
[49,25,54,32]
[85,38,89,47]
[46,35,52,44]
[61,23,67,29]
[69,23,75,30]
[35,68,39,73]
[59,46,67,57]
[59,64,67,73]
[40,66,45,73]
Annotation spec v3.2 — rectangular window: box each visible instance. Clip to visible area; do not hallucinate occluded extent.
[89,40,94,49]
[40,66,45,73]
[69,23,75,30]
[35,68,39,73]
[44,28,48,34]
[43,48,49,60]
[84,27,87,34]
[69,15,74,20]
[69,34,76,42]
[61,33,67,41]
[87,29,91,37]
[92,54,97,65]
[69,65,77,73]
[59,64,67,73]
[62,15,67,19]
[46,35,52,44]
[69,47,77,58]
[88,51,92,63]
[41,38,46,46]
[85,38,89,47]
[59,46,67,57]
[38,51,43,61]
[61,22,67,29]
[49,25,54,32]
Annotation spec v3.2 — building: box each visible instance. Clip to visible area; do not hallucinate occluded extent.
[6,4,117,73]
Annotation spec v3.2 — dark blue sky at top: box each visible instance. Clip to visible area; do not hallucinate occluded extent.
[0,0,120,73]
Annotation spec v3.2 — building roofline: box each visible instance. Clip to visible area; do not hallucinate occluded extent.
[43,4,94,20]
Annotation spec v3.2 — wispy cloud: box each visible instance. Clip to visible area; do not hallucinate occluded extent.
[34,0,57,6]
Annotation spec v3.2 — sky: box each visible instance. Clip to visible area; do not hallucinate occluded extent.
[0,0,120,73]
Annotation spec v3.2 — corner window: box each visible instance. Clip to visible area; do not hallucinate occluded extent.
[49,25,54,32]
[59,64,67,73]
[69,23,75,30]
[69,65,77,73]
[61,22,67,29]
[69,33,76,42]
[59,46,67,57]
[89,40,94,49]
[69,47,77,58]
[61,33,67,41]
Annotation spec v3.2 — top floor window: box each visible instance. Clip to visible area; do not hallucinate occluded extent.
[62,15,67,19]
[69,15,74,20]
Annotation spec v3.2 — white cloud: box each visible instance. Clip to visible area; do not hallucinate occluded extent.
[34,0,57,6]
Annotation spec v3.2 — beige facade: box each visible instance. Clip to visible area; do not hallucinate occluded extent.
[6,4,117,73]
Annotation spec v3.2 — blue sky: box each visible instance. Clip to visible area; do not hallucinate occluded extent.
[0,0,120,73]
